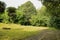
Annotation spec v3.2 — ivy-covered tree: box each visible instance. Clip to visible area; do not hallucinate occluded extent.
[17,1,37,25]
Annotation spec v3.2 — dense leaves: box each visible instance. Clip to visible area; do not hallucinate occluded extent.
[0,1,6,13]
[0,1,6,22]
[0,0,60,29]
[17,1,37,25]
[30,6,50,26]
[7,7,17,23]
[7,7,16,17]
[40,0,60,28]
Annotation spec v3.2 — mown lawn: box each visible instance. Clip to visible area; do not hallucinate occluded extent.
[0,23,48,40]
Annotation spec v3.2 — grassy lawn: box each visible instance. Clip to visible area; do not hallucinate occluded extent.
[0,23,49,40]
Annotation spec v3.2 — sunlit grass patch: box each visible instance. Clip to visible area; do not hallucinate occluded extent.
[0,23,49,40]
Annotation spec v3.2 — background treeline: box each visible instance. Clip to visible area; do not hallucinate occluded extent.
[40,0,60,29]
[0,1,60,29]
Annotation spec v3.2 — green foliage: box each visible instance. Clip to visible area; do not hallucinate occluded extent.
[7,7,16,17]
[16,10,25,24]
[30,6,51,26]
[0,13,4,22]
[0,0,60,29]
[7,7,17,23]
[17,1,37,25]
[2,10,9,23]
[0,9,9,23]
[0,1,6,23]
[0,1,6,13]
[40,0,60,28]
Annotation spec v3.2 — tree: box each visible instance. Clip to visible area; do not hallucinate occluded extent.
[7,7,16,17]
[17,1,37,25]
[7,7,17,23]
[40,0,60,28]
[30,6,50,26]
[0,1,6,22]
[0,1,6,13]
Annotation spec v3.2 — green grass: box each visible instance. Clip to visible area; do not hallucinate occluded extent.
[0,29,39,40]
[0,23,49,40]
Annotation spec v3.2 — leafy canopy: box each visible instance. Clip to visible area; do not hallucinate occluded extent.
[0,1,6,13]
